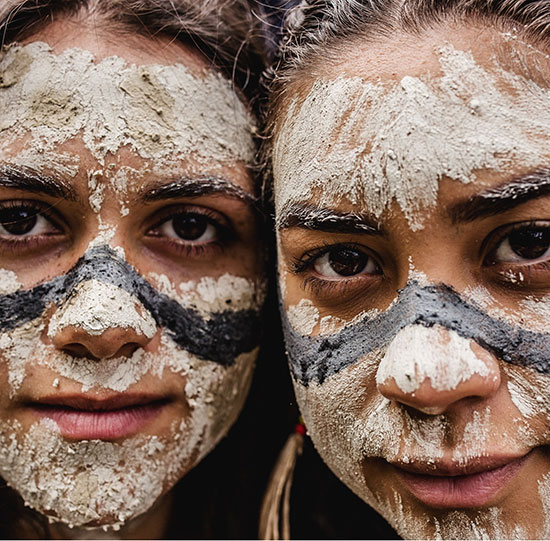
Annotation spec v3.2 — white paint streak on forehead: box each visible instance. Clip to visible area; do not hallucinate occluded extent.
[0,268,21,294]
[88,170,105,214]
[0,347,255,529]
[2,146,80,178]
[273,45,550,230]
[376,325,491,393]
[47,279,157,340]
[0,42,256,167]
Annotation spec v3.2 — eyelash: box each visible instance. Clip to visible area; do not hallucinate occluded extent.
[146,206,232,257]
[289,243,334,274]
[290,242,379,295]
[0,200,63,247]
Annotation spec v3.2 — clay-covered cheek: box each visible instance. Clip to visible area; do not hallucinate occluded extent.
[0,245,263,529]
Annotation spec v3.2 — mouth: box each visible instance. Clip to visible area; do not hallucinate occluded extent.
[28,394,170,440]
[390,453,531,508]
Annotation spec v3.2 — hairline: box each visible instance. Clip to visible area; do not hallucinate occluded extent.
[262,7,550,204]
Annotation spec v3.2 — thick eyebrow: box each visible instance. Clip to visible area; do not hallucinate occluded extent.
[277,203,383,235]
[0,165,77,200]
[140,175,258,209]
[450,169,550,224]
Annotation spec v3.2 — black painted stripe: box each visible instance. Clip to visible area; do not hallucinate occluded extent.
[284,282,550,384]
[0,246,261,365]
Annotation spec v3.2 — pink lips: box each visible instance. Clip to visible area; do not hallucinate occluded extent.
[30,395,167,440]
[392,454,529,508]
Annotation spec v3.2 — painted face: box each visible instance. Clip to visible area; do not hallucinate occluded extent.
[0,25,264,533]
[274,26,550,539]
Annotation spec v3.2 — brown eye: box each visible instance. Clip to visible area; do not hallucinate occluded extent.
[158,212,217,243]
[314,247,378,278]
[508,228,550,259]
[492,226,550,263]
[172,214,209,241]
[0,205,54,237]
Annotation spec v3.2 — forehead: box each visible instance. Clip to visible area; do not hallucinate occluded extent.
[272,25,550,228]
[0,31,256,186]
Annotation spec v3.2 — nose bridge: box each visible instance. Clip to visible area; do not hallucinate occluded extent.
[48,277,157,360]
[48,279,156,339]
[403,244,473,292]
[376,324,501,414]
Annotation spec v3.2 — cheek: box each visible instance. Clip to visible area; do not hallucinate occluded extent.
[293,353,382,501]
[184,348,257,461]
[0,269,22,294]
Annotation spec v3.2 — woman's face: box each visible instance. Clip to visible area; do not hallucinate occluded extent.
[0,21,264,531]
[274,25,550,539]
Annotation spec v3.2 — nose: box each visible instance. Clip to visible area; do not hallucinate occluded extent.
[376,325,500,415]
[48,279,158,359]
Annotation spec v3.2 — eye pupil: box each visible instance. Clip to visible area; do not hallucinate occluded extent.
[329,248,368,276]
[172,214,207,240]
[0,208,37,235]
[509,228,550,259]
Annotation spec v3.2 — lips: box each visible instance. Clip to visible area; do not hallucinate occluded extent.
[391,453,530,508]
[28,394,169,440]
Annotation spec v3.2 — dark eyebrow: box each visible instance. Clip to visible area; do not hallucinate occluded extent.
[450,169,550,224]
[277,203,383,235]
[0,165,77,200]
[140,175,258,210]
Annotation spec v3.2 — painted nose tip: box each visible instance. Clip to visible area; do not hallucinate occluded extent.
[376,325,501,414]
[53,327,151,360]
[48,279,158,359]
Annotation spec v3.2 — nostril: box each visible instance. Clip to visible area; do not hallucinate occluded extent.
[115,342,141,359]
[61,343,100,361]
[60,341,142,360]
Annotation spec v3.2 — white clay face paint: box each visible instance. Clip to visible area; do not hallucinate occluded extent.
[0,265,263,527]
[0,347,256,530]
[375,325,492,394]
[0,42,256,167]
[47,280,157,340]
[0,268,21,294]
[294,356,550,540]
[273,45,550,230]
[0,41,263,532]
[287,298,320,335]
[274,39,550,540]
[2,268,265,396]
